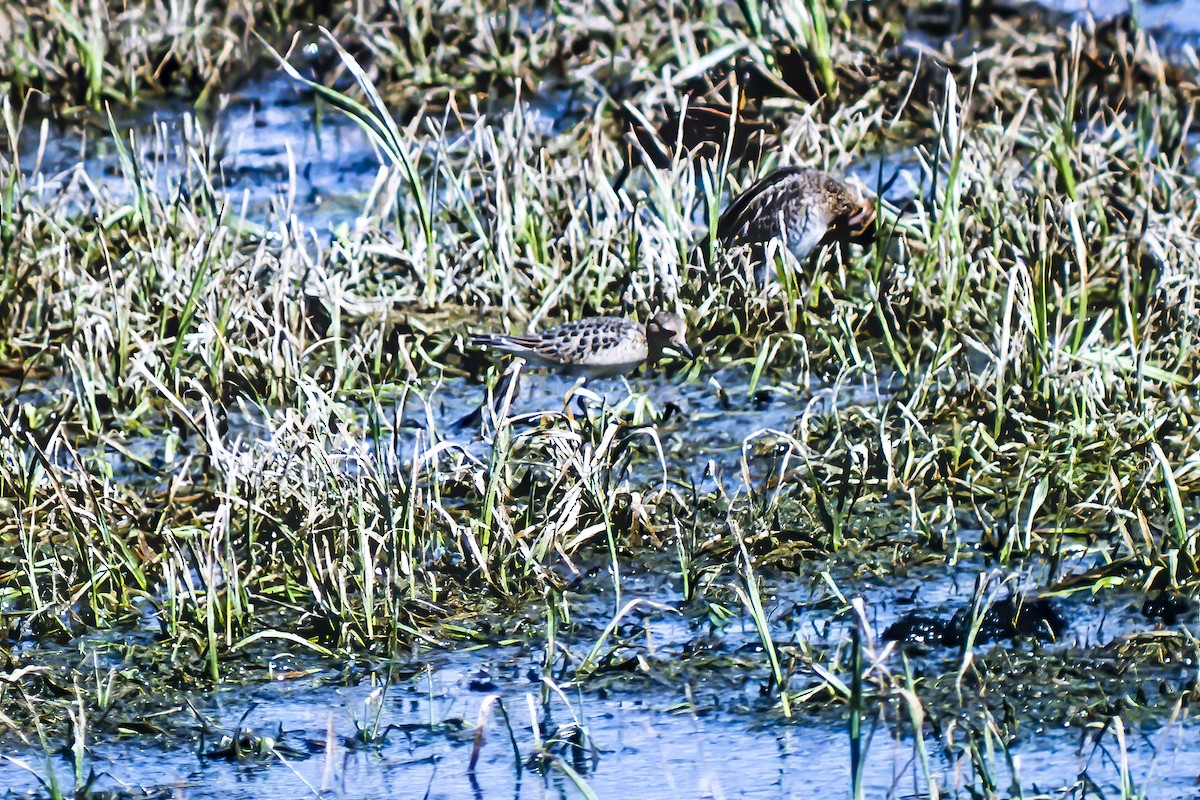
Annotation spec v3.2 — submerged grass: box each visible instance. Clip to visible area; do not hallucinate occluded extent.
[0,0,1199,795]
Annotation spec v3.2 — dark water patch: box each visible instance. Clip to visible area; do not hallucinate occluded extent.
[884,593,1067,648]
[1143,592,1195,625]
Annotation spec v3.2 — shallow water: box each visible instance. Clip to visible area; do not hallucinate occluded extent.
[7,686,1198,799]
[2,558,1195,799]
[9,74,376,232]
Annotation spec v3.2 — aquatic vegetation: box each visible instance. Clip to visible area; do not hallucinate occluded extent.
[0,0,1198,796]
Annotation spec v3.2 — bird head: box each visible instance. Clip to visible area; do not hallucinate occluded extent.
[646,312,694,360]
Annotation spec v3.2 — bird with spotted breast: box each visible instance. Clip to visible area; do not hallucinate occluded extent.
[470,311,693,379]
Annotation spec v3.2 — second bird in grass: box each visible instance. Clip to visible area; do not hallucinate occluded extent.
[702,166,876,282]
[471,312,693,379]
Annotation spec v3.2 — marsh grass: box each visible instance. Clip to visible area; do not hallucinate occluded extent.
[0,0,366,107]
[0,2,1199,795]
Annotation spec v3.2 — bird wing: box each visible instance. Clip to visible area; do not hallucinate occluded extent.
[471,318,635,365]
[539,318,635,362]
[470,333,573,364]
[716,166,811,242]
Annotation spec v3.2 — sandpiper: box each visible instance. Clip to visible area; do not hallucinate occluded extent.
[702,167,875,281]
[470,312,693,378]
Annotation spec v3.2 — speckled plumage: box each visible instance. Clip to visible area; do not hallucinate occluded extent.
[471,312,692,378]
[707,167,875,282]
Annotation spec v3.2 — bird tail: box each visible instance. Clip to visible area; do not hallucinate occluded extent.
[469,333,515,351]
[469,333,535,358]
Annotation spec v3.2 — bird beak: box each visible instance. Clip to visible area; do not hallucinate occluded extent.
[674,339,694,360]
